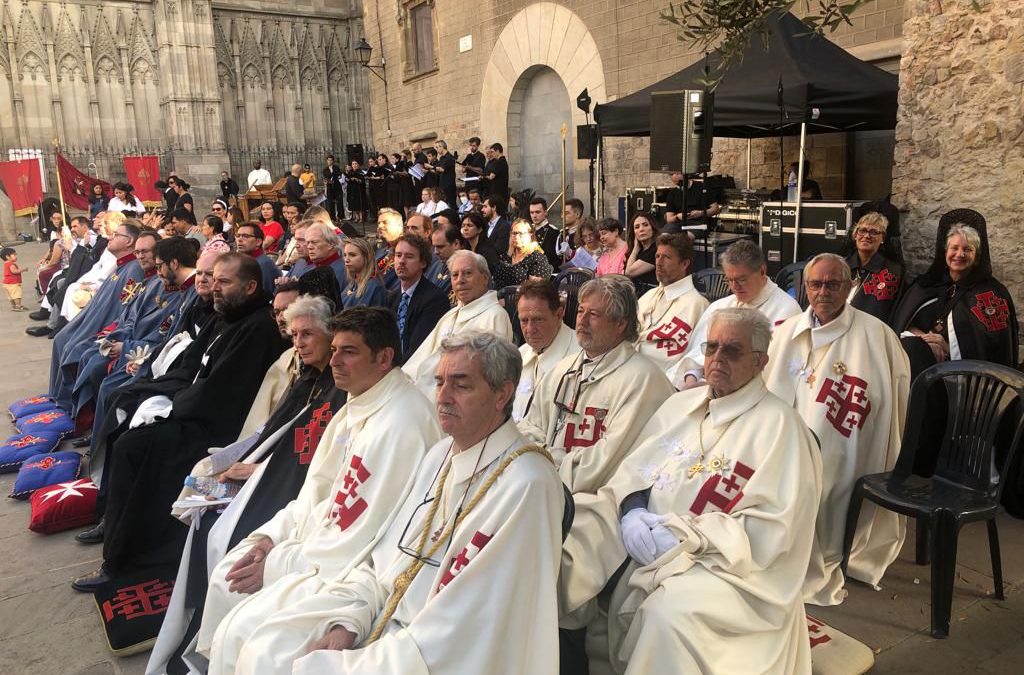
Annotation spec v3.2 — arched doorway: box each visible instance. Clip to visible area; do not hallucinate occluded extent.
[507,65,574,206]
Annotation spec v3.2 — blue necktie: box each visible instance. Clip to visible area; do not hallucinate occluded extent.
[398,292,411,348]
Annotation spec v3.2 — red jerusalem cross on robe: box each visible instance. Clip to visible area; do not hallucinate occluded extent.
[862,269,898,301]
[971,291,1010,332]
[647,317,693,356]
[564,406,608,450]
[437,530,493,592]
[330,455,372,531]
[689,461,755,515]
[102,578,174,622]
[293,402,334,465]
[815,374,872,438]
[806,615,834,648]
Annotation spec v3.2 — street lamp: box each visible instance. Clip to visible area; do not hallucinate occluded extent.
[353,37,386,83]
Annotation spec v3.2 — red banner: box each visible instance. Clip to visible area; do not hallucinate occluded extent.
[0,159,44,216]
[57,153,111,211]
[123,156,162,206]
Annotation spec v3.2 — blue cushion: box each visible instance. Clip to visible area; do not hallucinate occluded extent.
[0,433,63,473]
[8,395,58,421]
[10,451,82,500]
[15,409,75,438]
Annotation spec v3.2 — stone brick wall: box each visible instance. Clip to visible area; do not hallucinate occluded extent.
[362,0,905,217]
[892,0,1024,319]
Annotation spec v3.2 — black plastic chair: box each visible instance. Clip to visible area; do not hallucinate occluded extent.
[692,267,730,302]
[497,284,523,346]
[775,260,809,310]
[555,267,595,329]
[841,360,1024,638]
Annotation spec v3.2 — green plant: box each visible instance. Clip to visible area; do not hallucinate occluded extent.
[660,1,869,87]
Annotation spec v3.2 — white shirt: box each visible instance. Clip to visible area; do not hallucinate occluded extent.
[247,168,273,191]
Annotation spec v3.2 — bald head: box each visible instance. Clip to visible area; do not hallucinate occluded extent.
[291,163,302,176]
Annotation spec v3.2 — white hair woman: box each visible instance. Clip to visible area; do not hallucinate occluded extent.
[845,211,904,326]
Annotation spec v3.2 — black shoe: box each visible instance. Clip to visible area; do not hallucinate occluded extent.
[28,308,50,321]
[25,325,52,337]
[71,565,111,593]
[75,518,105,545]
[71,435,92,448]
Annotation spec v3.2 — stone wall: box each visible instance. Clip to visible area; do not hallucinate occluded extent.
[361,0,906,217]
[0,0,370,229]
[892,0,1024,317]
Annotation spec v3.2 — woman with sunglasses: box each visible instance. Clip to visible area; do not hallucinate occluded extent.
[845,212,903,325]
[493,219,554,289]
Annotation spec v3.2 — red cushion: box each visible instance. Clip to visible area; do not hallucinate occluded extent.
[28,478,98,534]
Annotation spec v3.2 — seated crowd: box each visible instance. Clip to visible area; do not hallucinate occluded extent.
[7,193,1019,675]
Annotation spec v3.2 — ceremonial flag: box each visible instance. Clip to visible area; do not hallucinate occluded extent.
[123,155,162,206]
[57,153,110,211]
[0,159,44,215]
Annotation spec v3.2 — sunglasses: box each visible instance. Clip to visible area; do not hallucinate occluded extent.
[701,341,757,361]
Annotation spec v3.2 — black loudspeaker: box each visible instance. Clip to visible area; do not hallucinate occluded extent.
[649,90,714,174]
[577,124,598,160]
[345,144,364,165]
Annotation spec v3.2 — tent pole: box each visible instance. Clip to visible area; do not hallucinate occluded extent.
[746,138,751,189]
[793,122,807,263]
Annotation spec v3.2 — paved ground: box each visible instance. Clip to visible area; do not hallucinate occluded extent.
[0,241,1021,674]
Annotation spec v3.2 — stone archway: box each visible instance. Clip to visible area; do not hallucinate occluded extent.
[479,2,607,210]
[507,65,574,201]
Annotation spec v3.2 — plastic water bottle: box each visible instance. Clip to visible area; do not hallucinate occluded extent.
[184,475,240,499]
[786,169,798,202]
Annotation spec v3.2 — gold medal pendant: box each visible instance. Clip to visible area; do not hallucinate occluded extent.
[687,462,705,479]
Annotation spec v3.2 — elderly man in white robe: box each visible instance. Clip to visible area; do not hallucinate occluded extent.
[636,233,709,375]
[513,278,578,422]
[402,250,512,396]
[261,332,564,675]
[521,275,674,496]
[560,308,822,675]
[765,253,909,606]
[198,307,441,673]
[672,239,801,389]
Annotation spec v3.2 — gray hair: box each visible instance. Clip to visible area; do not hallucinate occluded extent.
[720,239,765,270]
[282,294,334,335]
[708,307,772,353]
[945,224,981,252]
[439,331,523,417]
[448,249,490,277]
[805,253,852,282]
[305,222,341,250]
[578,274,641,342]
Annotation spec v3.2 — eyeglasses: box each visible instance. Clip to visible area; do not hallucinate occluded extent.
[725,274,753,287]
[235,233,257,240]
[701,341,757,361]
[396,495,460,567]
[806,279,846,292]
[855,228,884,238]
[211,206,225,212]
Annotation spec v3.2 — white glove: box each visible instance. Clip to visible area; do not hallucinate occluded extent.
[650,523,680,559]
[129,395,173,429]
[621,508,667,566]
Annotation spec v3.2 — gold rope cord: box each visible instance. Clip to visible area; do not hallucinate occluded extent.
[364,443,554,644]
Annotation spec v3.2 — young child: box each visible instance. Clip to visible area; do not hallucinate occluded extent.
[1,247,27,311]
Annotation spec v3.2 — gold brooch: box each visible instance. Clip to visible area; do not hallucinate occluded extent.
[833,361,847,376]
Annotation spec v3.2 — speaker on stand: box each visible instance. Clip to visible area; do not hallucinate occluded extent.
[345,144,365,165]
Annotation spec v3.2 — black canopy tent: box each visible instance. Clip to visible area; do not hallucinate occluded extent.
[594,12,899,139]
[593,12,899,263]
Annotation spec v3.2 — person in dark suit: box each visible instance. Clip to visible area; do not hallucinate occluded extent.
[285,163,305,204]
[388,233,450,359]
[482,195,511,256]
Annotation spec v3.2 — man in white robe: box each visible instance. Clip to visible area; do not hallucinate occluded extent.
[513,278,578,422]
[402,250,512,396]
[560,308,822,674]
[635,233,709,375]
[245,332,564,675]
[520,275,674,495]
[671,239,800,389]
[764,253,909,606]
[198,308,442,673]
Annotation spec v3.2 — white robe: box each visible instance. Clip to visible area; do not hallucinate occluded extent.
[199,369,441,673]
[668,279,801,387]
[560,377,822,675]
[513,323,579,423]
[289,420,563,675]
[765,306,910,606]
[635,275,709,376]
[519,341,675,495]
[402,290,512,397]
[236,348,299,440]
[61,248,117,320]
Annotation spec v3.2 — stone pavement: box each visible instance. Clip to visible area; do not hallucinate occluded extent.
[0,242,1022,674]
